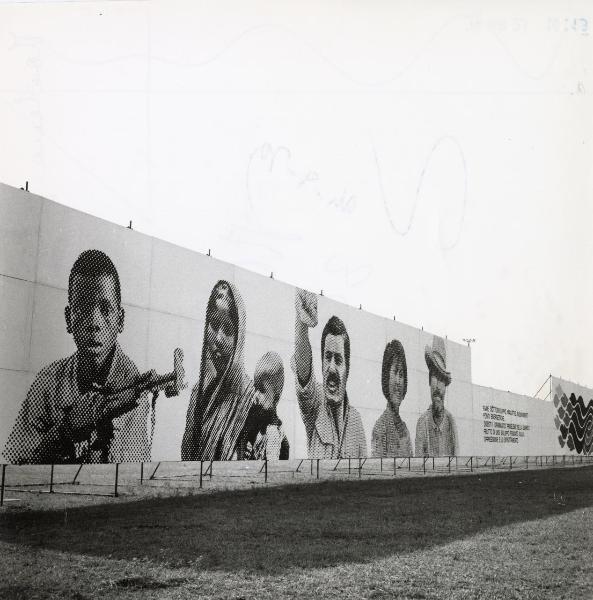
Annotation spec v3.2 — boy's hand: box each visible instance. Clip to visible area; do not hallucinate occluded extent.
[296,288,318,328]
[98,369,158,422]
[63,391,105,442]
[64,370,159,443]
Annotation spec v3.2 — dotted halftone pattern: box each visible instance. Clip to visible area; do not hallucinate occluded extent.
[414,335,457,457]
[554,392,593,455]
[181,280,290,462]
[293,288,368,459]
[243,351,290,460]
[3,253,463,465]
[2,249,152,465]
[371,338,413,458]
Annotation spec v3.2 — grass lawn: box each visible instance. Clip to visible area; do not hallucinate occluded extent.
[1,466,592,599]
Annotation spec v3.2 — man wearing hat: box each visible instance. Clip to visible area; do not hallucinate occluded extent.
[415,335,458,456]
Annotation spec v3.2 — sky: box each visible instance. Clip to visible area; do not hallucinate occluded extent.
[1,0,591,398]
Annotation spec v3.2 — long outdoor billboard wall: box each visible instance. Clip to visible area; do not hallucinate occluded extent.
[0,184,579,463]
[471,385,566,457]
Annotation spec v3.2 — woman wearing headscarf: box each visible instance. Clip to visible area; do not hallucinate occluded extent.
[371,339,413,457]
[181,280,255,461]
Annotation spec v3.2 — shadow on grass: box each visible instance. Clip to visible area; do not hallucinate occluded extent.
[1,467,593,573]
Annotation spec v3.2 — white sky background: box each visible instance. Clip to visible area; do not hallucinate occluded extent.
[0,0,591,398]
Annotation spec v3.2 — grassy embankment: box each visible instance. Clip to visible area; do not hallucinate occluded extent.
[1,466,592,599]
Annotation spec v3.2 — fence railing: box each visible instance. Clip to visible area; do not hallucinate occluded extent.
[2,454,593,505]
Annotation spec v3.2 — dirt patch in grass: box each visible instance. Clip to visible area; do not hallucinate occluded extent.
[111,575,186,589]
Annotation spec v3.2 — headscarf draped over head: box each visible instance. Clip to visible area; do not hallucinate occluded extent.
[181,280,254,460]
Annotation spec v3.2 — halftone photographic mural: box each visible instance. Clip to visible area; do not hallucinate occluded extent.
[0,183,584,464]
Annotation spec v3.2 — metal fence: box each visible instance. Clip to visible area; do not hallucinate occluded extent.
[2,454,593,506]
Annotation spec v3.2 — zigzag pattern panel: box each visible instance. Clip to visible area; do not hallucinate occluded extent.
[554,392,593,455]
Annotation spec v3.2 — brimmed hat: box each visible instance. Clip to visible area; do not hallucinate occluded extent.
[425,335,451,385]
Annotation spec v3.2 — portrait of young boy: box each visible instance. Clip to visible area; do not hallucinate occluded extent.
[3,249,153,464]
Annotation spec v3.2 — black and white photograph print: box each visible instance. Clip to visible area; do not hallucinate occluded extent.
[371,339,413,458]
[237,351,290,460]
[3,250,154,465]
[293,288,367,459]
[181,280,256,461]
[415,335,458,457]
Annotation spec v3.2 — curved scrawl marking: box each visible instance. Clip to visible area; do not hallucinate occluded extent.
[375,135,468,250]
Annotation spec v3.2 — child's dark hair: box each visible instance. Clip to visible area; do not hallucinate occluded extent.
[381,339,407,400]
[68,250,121,305]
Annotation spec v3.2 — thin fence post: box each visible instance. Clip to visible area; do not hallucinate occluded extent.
[1,465,6,507]
[148,462,160,480]
[114,463,119,497]
[264,457,268,483]
[492,456,495,471]
[423,457,426,475]
[140,463,144,485]
[50,464,55,493]
[348,458,351,475]
[432,457,435,471]
[448,456,451,474]
[408,456,411,471]
[470,456,473,472]
[380,458,383,473]
[72,464,84,485]
[199,460,203,488]
[358,457,362,479]
[316,459,320,479]
[311,459,313,475]
[210,460,213,480]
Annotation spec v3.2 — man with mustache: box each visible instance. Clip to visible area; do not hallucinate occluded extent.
[415,335,458,456]
[293,289,367,459]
